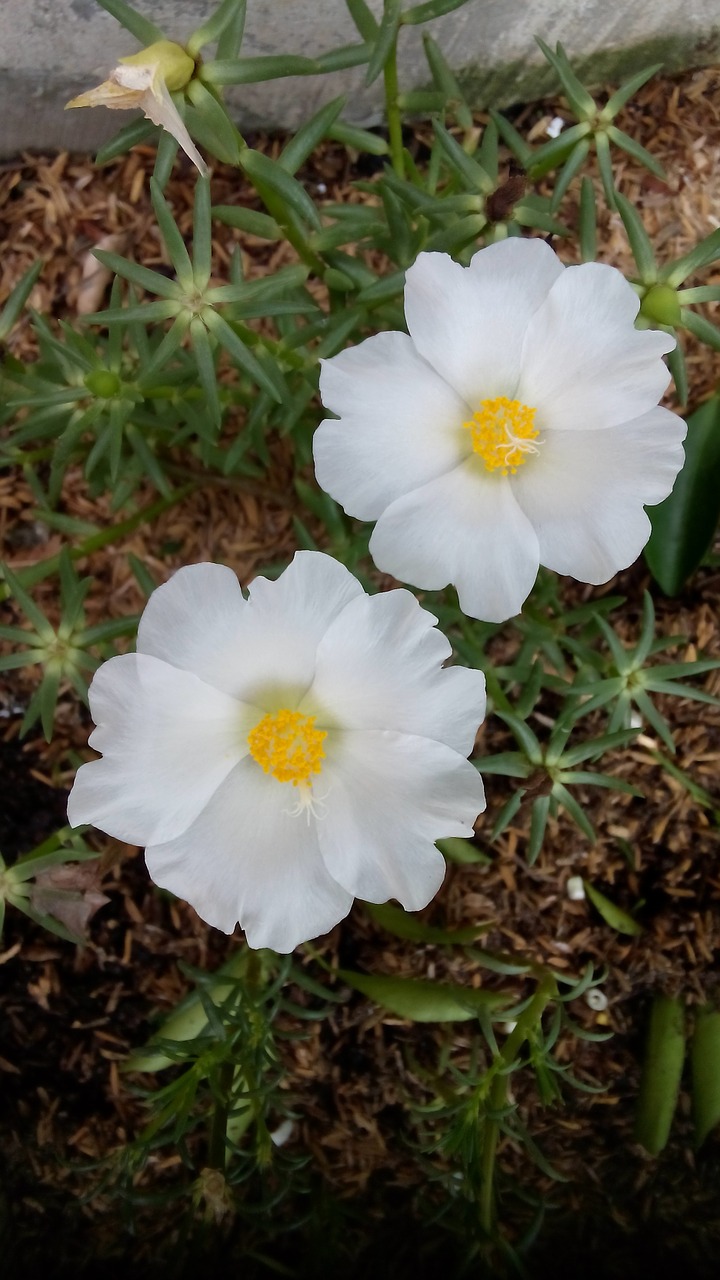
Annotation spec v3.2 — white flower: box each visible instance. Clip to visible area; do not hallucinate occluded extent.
[67,552,486,952]
[66,40,207,176]
[313,240,686,623]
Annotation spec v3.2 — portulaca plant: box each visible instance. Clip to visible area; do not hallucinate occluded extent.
[2,0,720,1265]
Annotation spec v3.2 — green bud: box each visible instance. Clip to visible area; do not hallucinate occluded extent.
[84,370,121,399]
[640,283,681,328]
[120,40,195,93]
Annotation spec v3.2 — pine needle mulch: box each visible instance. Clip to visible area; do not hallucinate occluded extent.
[1,66,720,1279]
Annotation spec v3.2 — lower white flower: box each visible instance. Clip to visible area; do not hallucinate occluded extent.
[67,552,486,952]
[313,239,686,624]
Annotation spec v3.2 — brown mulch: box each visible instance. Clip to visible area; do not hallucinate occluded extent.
[1,66,720,1277]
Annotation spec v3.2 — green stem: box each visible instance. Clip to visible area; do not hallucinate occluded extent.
[478,970,557,1236]
[383,36,404,178]
[207,1058,235,1171]
[249,178,327,279]
[0,483,196,601]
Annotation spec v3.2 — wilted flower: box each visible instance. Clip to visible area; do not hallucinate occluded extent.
[67,553,486,951]
[66,40,207,175]
[314,239,686,623]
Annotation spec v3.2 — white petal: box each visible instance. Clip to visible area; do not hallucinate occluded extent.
[307,588,486,754]
[403,241,564,404]
[315,331,468,520]
[145,761,353,951]
[518,262,675,431]
[138,562,247,688]
[318,730,485,909]
[369,461,540,623]
[511,406,686,582]
[67,653,252,846]
[236,551,364,706]
[138,554,363,704]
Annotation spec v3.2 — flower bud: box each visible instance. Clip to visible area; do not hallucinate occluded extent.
[120,40,194,93]
[640,283,682,328]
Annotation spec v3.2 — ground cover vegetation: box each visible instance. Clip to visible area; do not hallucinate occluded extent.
[1,2,720,1276]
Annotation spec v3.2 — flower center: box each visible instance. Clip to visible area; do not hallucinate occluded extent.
[463,396,540,475]
[247,709,326,786]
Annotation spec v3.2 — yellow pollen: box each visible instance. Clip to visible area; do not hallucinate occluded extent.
[463,396,540,475]
[247,709,326,786]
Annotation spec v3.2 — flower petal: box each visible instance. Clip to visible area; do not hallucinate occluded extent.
[315,330,468,520]
[145,761,353,951]
[137,554,363,703]
[518,262,675,431]
[318,730,485,910]
[369,461,540,623]
[511,406,686,582]
[403,240,564,404]
[237,551,365,706]
[307,588,486,754]
[67,654,252,846]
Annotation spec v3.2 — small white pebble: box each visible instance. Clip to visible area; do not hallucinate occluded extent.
[269,1119,295,1148]
[629,710,643,729]
[501,1021,518,1034]
[316,182,328,195]
[585,988,609,1012]
[546,116,564,138]
[566,876,586,901]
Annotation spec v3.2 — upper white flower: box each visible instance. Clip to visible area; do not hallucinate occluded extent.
[67,552,486,952]
[313,239,686,623]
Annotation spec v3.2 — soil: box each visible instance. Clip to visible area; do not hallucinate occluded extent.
[1,66,720,1280]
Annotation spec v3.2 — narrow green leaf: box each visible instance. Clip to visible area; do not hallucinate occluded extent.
[666,341,688,408]
[187,0,246,57]
[216,0,247,59]
[490,110,533,167]
[594,129,617,209]
[433,119,493,193]
[550,138,591,211]
[185,78,245,164]
[536,39,596,119]
[338,969,510,1021]
[0,261,42,341]
[327,120,389,155]
[681,307,720,352]
[634,994,686,1155]
[422,32,473,130]
[606,124,666,181]
[645,394,720,594]
[527,121,591,180]
[279,97,345,174]
[578,176,597,262]
[662,228,720,287]
[364,901,491,945]
[192,176,213,292]
[584,880,643,936]
[96,0,163,44]
[152,129,179,191]
[95,117,157,166]
[203,309,284,403]
[91,249,183,300]
[615,191,657,279]
[345,0,379,40]
[403,0,474,24]
[240,149,322,230]
[188,316,221,429]
[691,1005,720,1148]
[150,178,194,290]
[602,63,664,118]
[527,795,550,865]
[365,0,402,87]
[212,204,281,239]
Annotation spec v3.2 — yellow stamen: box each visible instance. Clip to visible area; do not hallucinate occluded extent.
[463,396,540,475]
[247,709,326,786]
